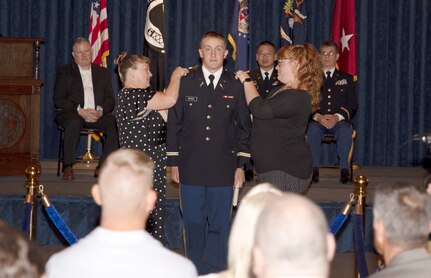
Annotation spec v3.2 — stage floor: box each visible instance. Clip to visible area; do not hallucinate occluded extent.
[1,161,429,278]
[1,160,428,202]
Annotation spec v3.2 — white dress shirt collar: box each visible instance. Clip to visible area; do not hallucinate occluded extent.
[260,67,274,79]
[202,66,223,89]
[323,67,336,78]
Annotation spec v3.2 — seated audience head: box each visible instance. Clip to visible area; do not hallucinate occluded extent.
[222,183,282,278]
[71,37,92,70]
[91,148,157,229]
[276,44,322,113]
[252,193,335,278]
[0,220,44,277]
[255,41,276,71]
[114,52,152,89]
[424,175,431,195]
[373,183,431,262]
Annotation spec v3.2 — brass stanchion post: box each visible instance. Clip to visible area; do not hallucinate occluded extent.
[82,132,96,162]
[25,164,41,241]
[354,175,368,218]
[354,175,369,278]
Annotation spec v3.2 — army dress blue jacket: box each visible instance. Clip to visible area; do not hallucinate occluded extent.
[167,66,252,187]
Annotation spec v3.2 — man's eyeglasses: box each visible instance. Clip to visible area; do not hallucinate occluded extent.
[320,51,336,57]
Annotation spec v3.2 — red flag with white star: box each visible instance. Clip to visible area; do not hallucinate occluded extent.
[330,0,357,79]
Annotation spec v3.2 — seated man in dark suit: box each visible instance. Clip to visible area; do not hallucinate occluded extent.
[370,183,431,278]
[54,37,118,180]
[306,41,357,184]
[249,41,278,99]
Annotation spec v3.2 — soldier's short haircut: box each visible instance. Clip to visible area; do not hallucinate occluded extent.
[200,31,226,48]
[320,41,339,54]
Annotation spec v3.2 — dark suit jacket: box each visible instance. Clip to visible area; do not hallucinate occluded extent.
[167,66,252,187]
[53,63,115,114]
[314,69,357,121]
[249,67,279,99]
[369,248,431,278]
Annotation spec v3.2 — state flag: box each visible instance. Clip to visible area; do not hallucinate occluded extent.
[280,0,308,46]
[228,0,250,71]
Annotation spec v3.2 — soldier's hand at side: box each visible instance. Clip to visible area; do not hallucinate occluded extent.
[170,166,180,184]
[234,168,245,188]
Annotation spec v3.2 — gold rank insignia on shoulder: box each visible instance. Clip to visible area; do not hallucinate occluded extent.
[187,65,199,72]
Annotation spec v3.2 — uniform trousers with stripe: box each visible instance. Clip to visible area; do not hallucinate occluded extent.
[306,120,354,170]
[180,184,233,275]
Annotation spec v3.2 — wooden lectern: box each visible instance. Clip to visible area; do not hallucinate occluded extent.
[0,37,44,176]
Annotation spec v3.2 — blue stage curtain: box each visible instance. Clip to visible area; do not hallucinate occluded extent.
[0,0,430,167]
[164,0,235,73]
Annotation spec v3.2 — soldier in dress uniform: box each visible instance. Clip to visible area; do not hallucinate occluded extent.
[249,41,279,99]
[306,41,357,184]
[166,31,252,275]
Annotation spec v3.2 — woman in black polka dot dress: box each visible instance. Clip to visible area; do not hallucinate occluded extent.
[114,52,188,243]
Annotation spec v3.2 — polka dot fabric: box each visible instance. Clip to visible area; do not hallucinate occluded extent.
[116,88,167,243]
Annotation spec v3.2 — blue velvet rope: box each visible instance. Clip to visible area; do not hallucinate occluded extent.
[21,202,32,234]
[353,214,369,277]
[45,205,78,245]
[329,213,348,236]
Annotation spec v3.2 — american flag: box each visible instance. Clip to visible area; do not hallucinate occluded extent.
[89,0,109,67]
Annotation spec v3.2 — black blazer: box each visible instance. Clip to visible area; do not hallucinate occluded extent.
[249,67,279,99]
[167,66,252,187]
[53,63,115,114]
[315,69,357,120]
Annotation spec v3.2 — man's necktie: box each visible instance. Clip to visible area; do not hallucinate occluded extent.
[264,72,269,81]
[326,71,331,79]
[208,74,215,89]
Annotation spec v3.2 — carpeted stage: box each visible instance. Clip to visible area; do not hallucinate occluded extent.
[0,160,428,277]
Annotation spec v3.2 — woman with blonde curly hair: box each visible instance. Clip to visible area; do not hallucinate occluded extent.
[200,183,282,278]
[236,44,322,193]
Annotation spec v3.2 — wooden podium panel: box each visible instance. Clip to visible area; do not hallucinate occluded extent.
[0,37,44,175]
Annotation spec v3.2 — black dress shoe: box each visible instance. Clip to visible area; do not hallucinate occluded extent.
[312,168,319,183]
[340,169,351,184]
[63,166,75,180]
